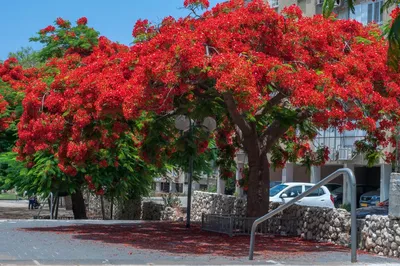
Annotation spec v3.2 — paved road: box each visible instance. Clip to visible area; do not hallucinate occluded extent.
[0,220,399,265]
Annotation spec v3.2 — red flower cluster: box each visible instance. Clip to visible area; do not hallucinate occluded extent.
[39,25,56,34]
[282,4,303,19]
[184,0,210,9]
[390,7,400,20]
[56,17,70,28]
[0,95,9,131]
[76,17,88,26]
[197,140,209,154]
[132,19,155,38]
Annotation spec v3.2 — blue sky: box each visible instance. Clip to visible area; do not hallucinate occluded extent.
[0,0,224,60]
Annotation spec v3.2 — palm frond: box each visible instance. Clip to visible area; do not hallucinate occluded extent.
[322,0,335,18]
[388,15,400,71]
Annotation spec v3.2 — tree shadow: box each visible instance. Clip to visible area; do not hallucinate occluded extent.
[20,222,349,257]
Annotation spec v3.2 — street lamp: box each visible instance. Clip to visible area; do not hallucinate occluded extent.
[235,150,248,197]
[175,115,216,228]
[396,125,400,173]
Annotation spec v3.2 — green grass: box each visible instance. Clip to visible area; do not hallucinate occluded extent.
[0,193,19,200]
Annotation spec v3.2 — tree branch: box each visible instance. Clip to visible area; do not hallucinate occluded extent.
[255,91,286,118]
[222,92,252,136]
[260,110,312,154]
[260,120,289,155]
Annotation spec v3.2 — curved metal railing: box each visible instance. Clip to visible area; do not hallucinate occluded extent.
[36,192,53,219]
[249,168,357,263]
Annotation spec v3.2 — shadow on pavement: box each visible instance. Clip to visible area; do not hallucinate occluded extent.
[21,222,349,257]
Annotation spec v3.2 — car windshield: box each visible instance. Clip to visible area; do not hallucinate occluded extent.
[331,186,343,194]
[270,184,288,197]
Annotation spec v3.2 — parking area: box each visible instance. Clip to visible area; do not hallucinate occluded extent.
[0,220,399,265]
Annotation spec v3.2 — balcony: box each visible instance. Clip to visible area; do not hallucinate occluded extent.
[269,0,279,8]
[314,129,366,162]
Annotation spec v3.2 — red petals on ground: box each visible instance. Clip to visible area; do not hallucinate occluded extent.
[21,222,349,258]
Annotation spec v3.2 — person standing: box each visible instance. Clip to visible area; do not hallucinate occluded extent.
[28,196,34,209]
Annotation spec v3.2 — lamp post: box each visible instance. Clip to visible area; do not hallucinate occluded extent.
[175,115,216,228]
[396,125,400,173]
[236,150,247,197]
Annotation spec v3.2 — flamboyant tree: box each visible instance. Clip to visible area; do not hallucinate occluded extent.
[123,0,400,216]
[11,18,153,218]
[14,0,400,217]
[323,0,400,70]
[14,16,217,218]
[0,55,38,192]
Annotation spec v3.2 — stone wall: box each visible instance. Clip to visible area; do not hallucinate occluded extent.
[84,191,185,221]
[291,205,351,245]
[141,201,164,220]
[161,206,186,221]
[191,191,247,221]
[360,215,400,257]
[190,191,400,259]
[192,192,351,245]
[115,198,142,220]
[84,192,141,220]
[64,196,73,210]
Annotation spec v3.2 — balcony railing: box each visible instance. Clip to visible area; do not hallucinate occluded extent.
[269,0,279,8]
[314,133,366,162]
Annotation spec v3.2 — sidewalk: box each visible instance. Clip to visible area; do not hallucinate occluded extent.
[0,200,73,219]
[0,220,399,265]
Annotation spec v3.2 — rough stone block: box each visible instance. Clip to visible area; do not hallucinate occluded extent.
[389,173,400,219]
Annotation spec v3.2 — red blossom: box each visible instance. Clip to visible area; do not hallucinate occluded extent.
[77,17,88,25]
[391,7,400,21]
[184,0,209,9]
[99,160,108,168]
[132,19,155,38]
[95,188,105,195]
[56,17,70,28]
[282,5,303,19]
[40,25,56,34]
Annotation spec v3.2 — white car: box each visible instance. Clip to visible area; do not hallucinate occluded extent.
[269,182,335,208]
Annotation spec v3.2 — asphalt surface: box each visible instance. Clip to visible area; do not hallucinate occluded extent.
[0,220,399,265]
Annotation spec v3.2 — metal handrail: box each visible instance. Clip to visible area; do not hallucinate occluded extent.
[36,192,53,219]
[49,192,54,220]
[249,168,357,263]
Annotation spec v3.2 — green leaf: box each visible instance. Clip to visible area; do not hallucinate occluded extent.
[355,36,372,44]
[322,0,335,18]
[347,0,355,14]
[388,14,400,71]
[382,0,397,13]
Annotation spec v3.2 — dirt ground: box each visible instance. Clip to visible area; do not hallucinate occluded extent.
[0,200,73,219]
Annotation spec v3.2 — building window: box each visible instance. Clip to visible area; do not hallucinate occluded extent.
[161,182,170,193]
[350,0,383,25]
[269,0,278,8]
[175,183,183,193]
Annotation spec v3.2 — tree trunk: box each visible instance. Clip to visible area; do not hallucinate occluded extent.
[222,92,278,218]
[246,151,270,217]
[71,188,87,219]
